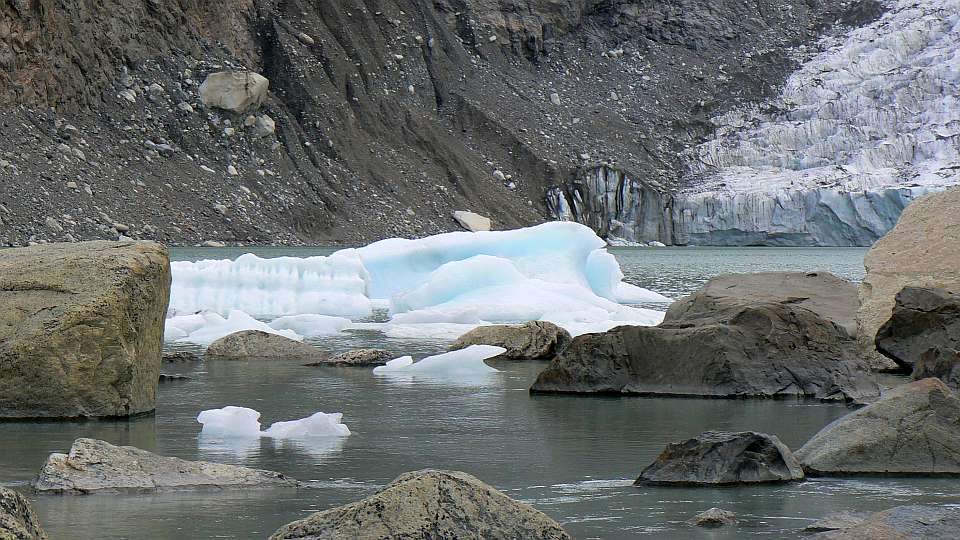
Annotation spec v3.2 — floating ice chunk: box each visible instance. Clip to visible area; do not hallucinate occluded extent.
[268,314,352,337]
[197,406,351,439]
[196,406,262,438]
[614,282,672,304]
[262,412,351,438]
[170,251,372,318]
[172,310,302,345]
[373,346,504,376]
[379,323,482,340]
[164,312,209,340]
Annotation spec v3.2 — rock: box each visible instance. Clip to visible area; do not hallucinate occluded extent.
[176,102,194,113]
[198,71,269,113]
[452,210,491,232]
[0,487,48,539]
[493,169,506,182]
[158,373,191,382]
[201,240,226,248]
[450,321,571,361]
[531,272,879,401]
[912,348,960,389]
[875,287,960,371]
[0,241,170,418]
[807,505,960,539]
[859,188,960,371]
[253,115,276,138]
[162,351,201,363]
[43,217,62,233]
[269,469,570,540]
[304,348,392,367]
[227,165,239,176]
[803,512,872,533]
[112,222,129,233]
[297,32,315,45]
[549,92,561,105]
[689,508,737,527]
[795,378,960,475]
[205,330,329,361]
[635,431,804,485]
[33,438,298,494]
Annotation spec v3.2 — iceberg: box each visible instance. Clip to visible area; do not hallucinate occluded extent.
[372,345,505,377]
[197,406,351,439]
[167,223,669,343]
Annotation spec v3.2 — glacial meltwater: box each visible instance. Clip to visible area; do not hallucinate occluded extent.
[3,247,956,539]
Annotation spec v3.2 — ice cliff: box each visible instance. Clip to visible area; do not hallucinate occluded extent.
[549,0,960,246]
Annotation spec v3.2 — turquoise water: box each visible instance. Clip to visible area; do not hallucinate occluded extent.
[6,247,952,540]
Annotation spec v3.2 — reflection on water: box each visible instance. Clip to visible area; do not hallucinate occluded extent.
[5,246,949,540]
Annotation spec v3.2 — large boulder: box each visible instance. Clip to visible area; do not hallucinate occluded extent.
[531,272,879,401]
[635,431,804,486]
[270,469,570,540]
[795,378,960,476]
[450,321,571,361]
[199,71,269,113]
[913,348,960,389]
[205,330,329,361]
[33,438,298,494]
[808,505,960,539]
[859,188,960,372]
[875,287,960,371]
[304,348,391,367]
[0,487,47,539]
[0,241,170,418]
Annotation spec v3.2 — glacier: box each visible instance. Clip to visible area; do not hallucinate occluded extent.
[548,0,960,246]
[372,346,505,377]
[167,222,669,344]
[197,406,351,438]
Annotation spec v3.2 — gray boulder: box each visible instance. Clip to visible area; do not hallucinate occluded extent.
[33,438,298,494]
[808,505,960,539]
[199,71,269,113]
[304,348,391,367]
[635,431,804,486]
[913,348,960,389]
[531,273,879,401]
[875,287,960,371]
[0,487,48,539]
[0,241,170,418]
[270,469,570,540]
[451,321,571,361]
[689,508,737,528]
[859,188,960,372]
[452,211,492,232]
[796,378,960,476]
[206,330,329,361]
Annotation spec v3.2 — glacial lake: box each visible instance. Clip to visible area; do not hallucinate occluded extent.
[4,246,956,540]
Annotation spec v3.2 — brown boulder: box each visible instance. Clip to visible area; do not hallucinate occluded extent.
[451,321,571,361]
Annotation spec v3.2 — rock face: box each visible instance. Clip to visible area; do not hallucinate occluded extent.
[205,330,329,361]
[913,348,960,390]
[689,508,737,528]
[808,505,960,539]
[270,469,570,540]
[198,71,269,113]
[531,273,879,401]
[0,487,48,539]
[33,438,298,494]
[635,431,804,486]
[451,321,571,361]
[304,349,391,367]
[875,287,960,371]
[0,241,170,418]
[859,189,960,372]
[453,211,492,232]
[796,378,960,476]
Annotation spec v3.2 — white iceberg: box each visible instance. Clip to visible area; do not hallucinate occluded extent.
[372,345,505,377]
[197,406,351,439]
[268,314,352,337]
[167,310,301,345]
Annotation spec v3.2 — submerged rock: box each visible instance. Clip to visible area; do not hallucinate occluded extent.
[304,348,391,367]
[875,287,960,371]
[859,188,960,372]
[803,512,873,533]
[452,210,492,232]
[205,330,328,361]
[269,469,570,540]
[162,351,202,363]
[33,438,298,494]
[635,431,804,486]
[0,241,170,418]
[450,321,571,361]
[689,508,737,528]
[796,378,960,476]
[0,487,48,539]
[531,272,878,401]
[199,71,269,113]
[807,505,960,539]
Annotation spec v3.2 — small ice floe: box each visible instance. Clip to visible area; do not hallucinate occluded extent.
[372,345,505,377]
[197,406,351,439]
